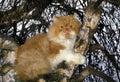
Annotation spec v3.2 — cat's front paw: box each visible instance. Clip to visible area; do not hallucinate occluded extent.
[79,55,85,64]
[74,53,85,64]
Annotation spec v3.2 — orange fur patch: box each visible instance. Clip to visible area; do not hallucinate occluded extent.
[14,14,81,81]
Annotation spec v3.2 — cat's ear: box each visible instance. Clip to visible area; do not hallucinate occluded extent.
[73,13,79,19]
[53,16,59,22]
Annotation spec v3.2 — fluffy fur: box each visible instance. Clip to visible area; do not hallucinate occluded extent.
[14,14,85,81]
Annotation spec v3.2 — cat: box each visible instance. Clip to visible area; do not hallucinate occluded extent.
[14,14,85,81]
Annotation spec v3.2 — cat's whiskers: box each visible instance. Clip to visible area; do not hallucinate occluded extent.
[51,31,76,49]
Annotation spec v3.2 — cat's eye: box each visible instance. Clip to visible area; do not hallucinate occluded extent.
[70,25,73,28]
[61,26,64,28]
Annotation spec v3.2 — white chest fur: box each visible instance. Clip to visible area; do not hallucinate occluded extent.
[49,38,85,69]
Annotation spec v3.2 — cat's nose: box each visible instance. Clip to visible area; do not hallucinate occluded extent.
[64,28,70,34]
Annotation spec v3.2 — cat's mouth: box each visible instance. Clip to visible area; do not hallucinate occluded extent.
[59,31,76,39]
[64,32,71,39]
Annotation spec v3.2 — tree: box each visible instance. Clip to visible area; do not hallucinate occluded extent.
[0,0,120,82]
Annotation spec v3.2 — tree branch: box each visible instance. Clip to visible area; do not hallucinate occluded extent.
[77,66,116,82]
[55,0,104,82]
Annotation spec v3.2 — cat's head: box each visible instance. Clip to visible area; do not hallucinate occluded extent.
[48,14,81,40]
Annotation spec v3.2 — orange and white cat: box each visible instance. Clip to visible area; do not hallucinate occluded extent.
[14,14,85,81]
